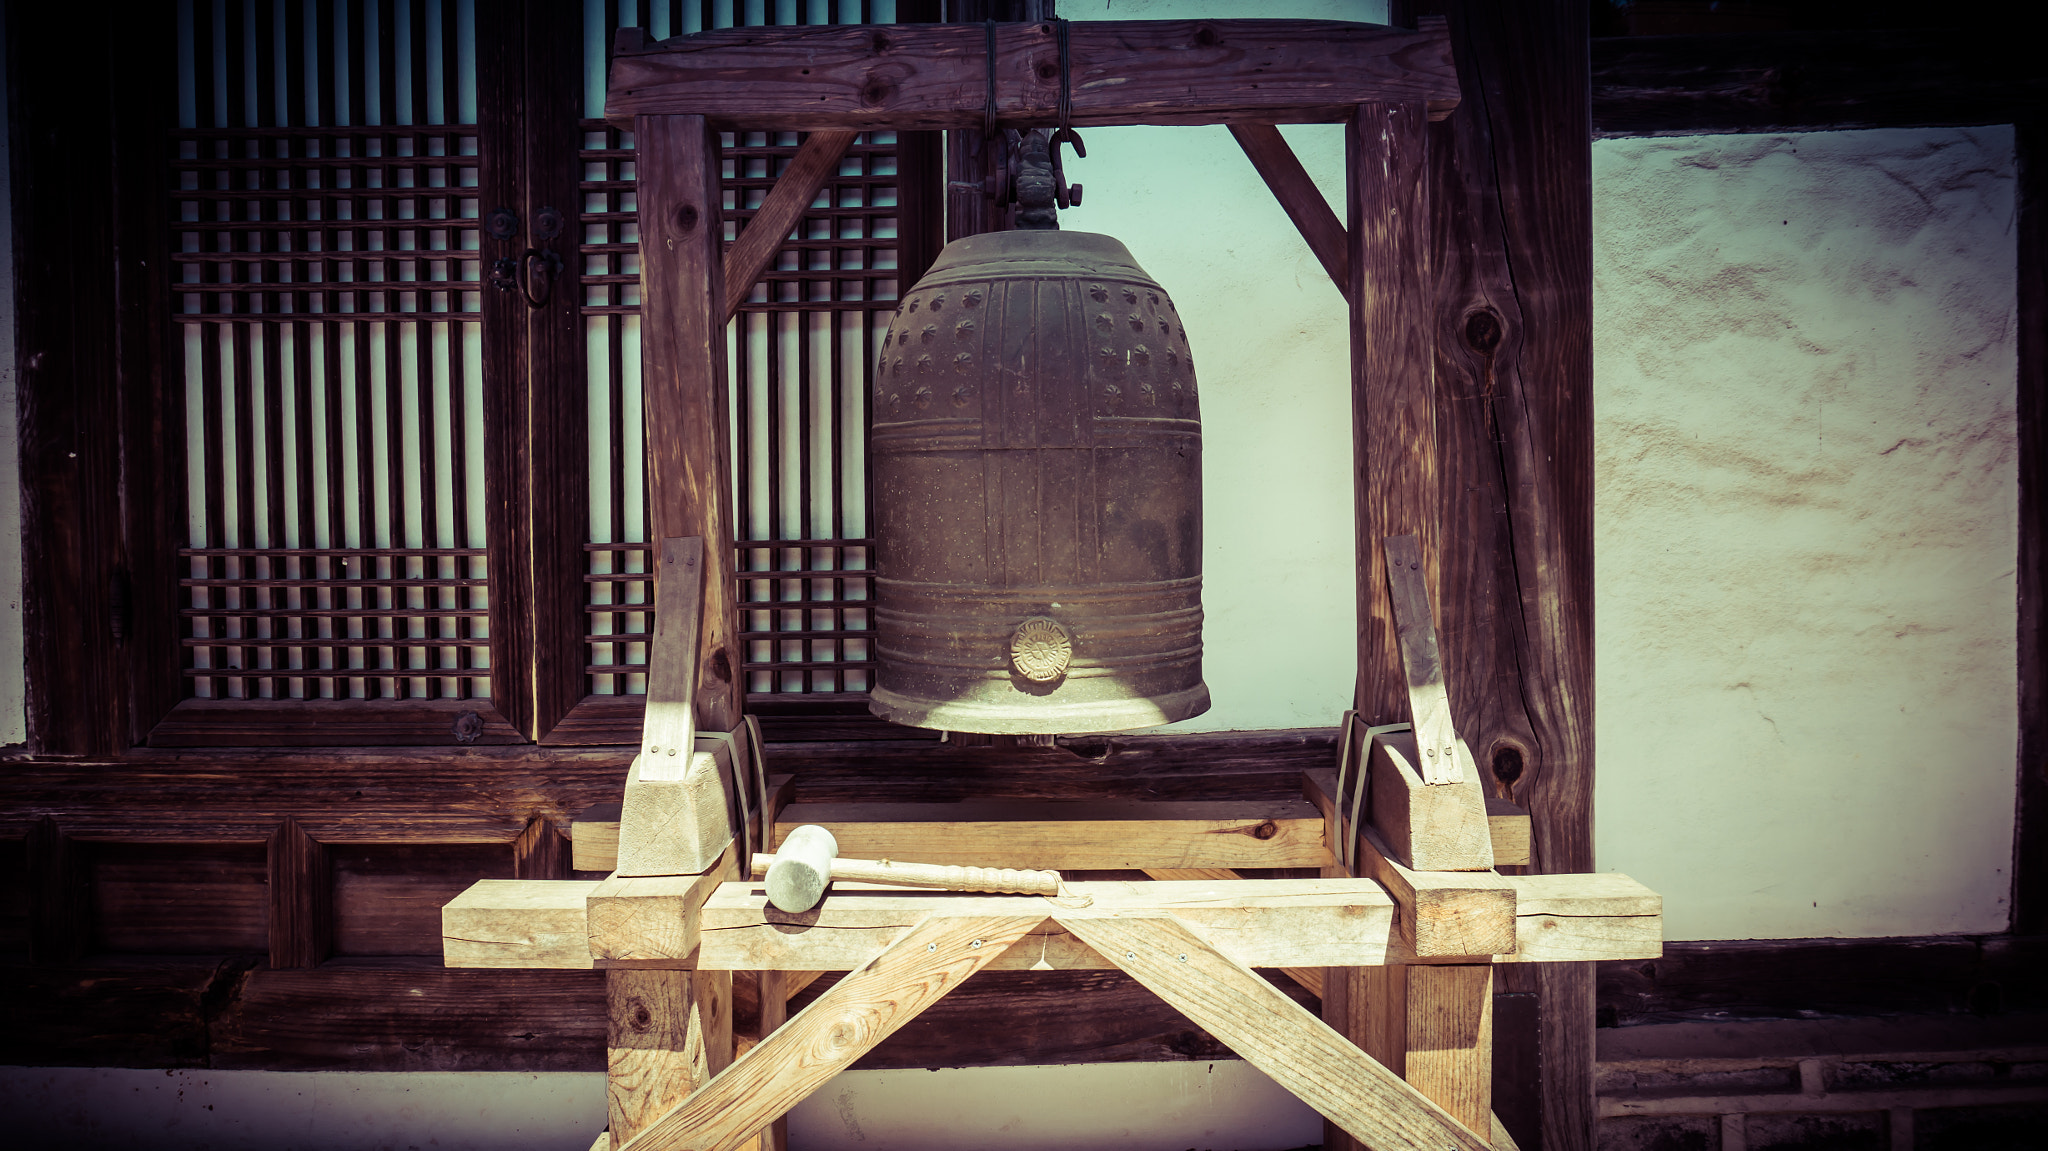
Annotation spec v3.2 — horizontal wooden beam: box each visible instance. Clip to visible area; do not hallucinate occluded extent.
[575,797,1329,872]
[1590,29,2043,138]
[606,19,1458,130]
[440,874,1660,971]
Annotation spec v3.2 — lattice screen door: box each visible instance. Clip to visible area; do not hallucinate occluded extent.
[156,0,937,747]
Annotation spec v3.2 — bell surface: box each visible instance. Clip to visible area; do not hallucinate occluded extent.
[867,229,1210,734]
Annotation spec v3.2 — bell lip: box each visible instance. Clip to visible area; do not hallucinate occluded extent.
[866,683,1211,736]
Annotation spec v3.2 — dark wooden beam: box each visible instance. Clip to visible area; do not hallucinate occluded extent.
[722,130,860,322]
[523,0,595,742]
[636,115,745,733]
[27,817,90,965]
[513,815,573,880]
[606,20,1458,130]
[2017,114,2046,936]
[1591,28,2044,138]
[1228,123,1349,298]
[1422,3,1597,1149]
[267,817,332,970]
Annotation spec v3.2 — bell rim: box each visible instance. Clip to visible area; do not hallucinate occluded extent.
[866,682,1211,736]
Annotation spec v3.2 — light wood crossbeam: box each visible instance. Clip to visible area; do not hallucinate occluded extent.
[614,913,1043,1151]
[1143,867,1327,996]
[721,130,858,323]
[1229,123,1350,298]
[578,776,793,874]
[606,21,1458,131]
[1059,914,1493,1151]
[441,875,1659,970]
[774,798,1330,870]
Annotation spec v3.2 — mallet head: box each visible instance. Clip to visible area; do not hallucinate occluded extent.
[765,823,839,913]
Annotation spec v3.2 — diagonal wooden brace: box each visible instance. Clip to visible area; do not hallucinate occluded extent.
[1058,913,1494,1151]
[615,912,1046,1151]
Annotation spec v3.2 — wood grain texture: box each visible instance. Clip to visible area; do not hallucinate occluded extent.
[89,841,268,954]
[775,798,1330,870]
[515,816,573,880]
[607,21,1459,130]
[444,880,600,969]
[588,844,739,965]
[268,817,332,969]
[722,130,859,321]
[617,913,1044,1151]
[1228,123,1349,297]
[609,968,732,1146]
[1351,963,1495,1137]
[1423,6,1598,1149]
[1369,732,1494,871]
[475,0,536,738]
[1385,533,1462,785]
[148,699,527,747]
[522,0,594,740]
[639,537,707,776]
[1590,28,2044,139]
[1352,824,1516,959]
[1062,914,1492,1151]
[2015,116,2046,936]
[637,117,743,735]
[27,817,90,964]
[1349,100,1439,731]
[1144,867,1325,996]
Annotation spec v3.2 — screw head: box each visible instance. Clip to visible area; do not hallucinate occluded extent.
[969,939,983,948]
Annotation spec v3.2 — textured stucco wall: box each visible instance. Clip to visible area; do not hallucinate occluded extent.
[1591,126,2019,941]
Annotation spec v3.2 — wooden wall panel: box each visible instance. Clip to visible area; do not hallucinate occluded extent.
[333,843,512,956]
[89,842,268,955]
[0,838,28,957]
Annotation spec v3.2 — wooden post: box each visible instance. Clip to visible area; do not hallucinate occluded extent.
[267,817,332,969]
[607,969,733,1146]
[1348,100,1439,728]
[27,816,89,965]
[1425,4,1598,1148]
[636,114,743,734]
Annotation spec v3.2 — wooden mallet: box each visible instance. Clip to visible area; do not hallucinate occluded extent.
[755,824,1064,912]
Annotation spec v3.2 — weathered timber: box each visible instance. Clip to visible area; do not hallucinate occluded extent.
[209,958,605,1071]
[1385,533,1463,786]
[773,798,1330,871]
[85,841,268,954]
[267,817,332,969]
[1426,5,1599,1150]
[149,698,527,747]
[1485,797,1533,867]
[333,842,514,957]
[609,968,732,1145]
[2016,117,2046,936]
[28,818,91,964]
[1064,915,1492,1151]
[1345,963,1495,1137]
[722,130,859,321]
[442,873,1656,971]
[587,844,740,965]
[616,914,1043,1151]
[523,0,595,741]
[1354,824,1517,960]
[1590,29,2044,139]
[606,20,1458,131]
[515,816,573,880]
[1228,122,1349,297]
[637,117,743,734]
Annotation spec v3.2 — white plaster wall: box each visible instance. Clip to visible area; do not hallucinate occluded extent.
[1591,126,2020,941]
[1062,0,1378,733]
[0,1061,1321,1151]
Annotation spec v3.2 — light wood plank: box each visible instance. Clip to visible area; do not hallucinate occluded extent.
[608,967,731,1145]
[615,913,1044,1151]
[775,798,1329,871]
[443,879,601,969]
[588,843,739,965]
[1485,797,1533,868]
[1144,866,1324,997]
[721,131,858,322]
[1060,914,1492,1151]
[1364,964,1495,1136]
[1356,823,1516,959]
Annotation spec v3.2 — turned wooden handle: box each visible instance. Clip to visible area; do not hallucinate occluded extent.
[752,853,1061,897]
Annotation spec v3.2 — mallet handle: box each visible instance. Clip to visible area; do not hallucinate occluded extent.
[751,853,1060,896]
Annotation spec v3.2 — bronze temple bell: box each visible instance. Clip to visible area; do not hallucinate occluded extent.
[867,139,1210,734]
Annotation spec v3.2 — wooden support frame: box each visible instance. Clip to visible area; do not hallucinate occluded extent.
[487,13,1610,1150]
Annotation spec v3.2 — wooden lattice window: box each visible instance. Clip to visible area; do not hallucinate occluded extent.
[168,0,490,714]
[574,1,940,716]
